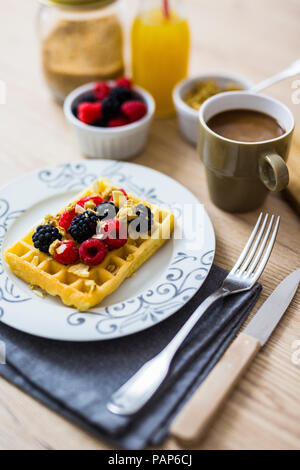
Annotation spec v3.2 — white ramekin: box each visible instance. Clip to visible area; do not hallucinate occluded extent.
[173,73,254,146]
[64,83,155,160]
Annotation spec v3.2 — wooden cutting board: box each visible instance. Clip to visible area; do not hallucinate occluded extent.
[285,126,300,215]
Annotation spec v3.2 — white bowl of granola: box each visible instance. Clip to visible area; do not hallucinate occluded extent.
[173,73,254,145]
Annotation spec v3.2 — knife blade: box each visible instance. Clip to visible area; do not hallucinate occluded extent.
[244,268,300,345]
[171,269,300,446]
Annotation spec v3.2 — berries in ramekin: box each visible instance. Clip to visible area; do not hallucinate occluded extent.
[121,101,147,123]
[78,102,102,125]
[54,240,79,265]
[100,219,127,250]
[75,78,147,128]
[101,96,121,120]
[79,238,107,266]
[108,116,130,127]
[94,81,111,100]
[110,86,134,105]
[116,77,132,89]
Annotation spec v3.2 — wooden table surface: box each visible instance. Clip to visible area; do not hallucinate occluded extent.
[0,0,299,451]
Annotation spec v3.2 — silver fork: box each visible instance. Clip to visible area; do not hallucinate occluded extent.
[107,213,280,416]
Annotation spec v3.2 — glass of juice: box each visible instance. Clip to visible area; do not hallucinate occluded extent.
[131,0,190,117]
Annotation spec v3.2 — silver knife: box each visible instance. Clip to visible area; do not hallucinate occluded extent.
[244,269,300,345]
[170,269,300,446]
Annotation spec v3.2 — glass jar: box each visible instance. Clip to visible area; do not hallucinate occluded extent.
[131,0,190,117]
[38,0,125,101]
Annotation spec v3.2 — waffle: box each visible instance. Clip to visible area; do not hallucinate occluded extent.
[4,179,175,311]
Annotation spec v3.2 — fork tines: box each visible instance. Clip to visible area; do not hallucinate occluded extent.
[231,213,280,282]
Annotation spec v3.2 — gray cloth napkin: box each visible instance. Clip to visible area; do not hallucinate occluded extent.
[0,265,261,449]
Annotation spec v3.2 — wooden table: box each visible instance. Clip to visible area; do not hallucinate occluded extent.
[0,0,299,451]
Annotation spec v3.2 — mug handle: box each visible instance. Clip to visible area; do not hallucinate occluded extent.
[259,153,289,192]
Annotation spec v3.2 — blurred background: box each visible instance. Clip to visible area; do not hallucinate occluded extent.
[0,0,299,183]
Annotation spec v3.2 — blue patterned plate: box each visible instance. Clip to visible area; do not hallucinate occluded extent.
[0,160,215,341]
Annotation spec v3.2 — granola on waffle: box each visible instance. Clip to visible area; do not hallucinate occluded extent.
[4,178,175,311]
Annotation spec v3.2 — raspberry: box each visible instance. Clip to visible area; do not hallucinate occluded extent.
[109,188,128,202]
[100,219,127,250]
[121,101,147,123]
[79,239,107,266]
[77,195,104,208]
[58,210,76,232]
[116,77,132,89]
[54,240,79,265]
[69,211,98,244]
[77,102,102,125]
[108,116,130,127]
[94,82,110,100]
[32,225,62,253]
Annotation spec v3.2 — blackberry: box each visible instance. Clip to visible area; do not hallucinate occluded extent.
[69,211,98,244]
[109,86,134,105]
[101,96,120,120]
[32,225,62,253]
[131,91,144,102]
[91,118,107,128]
[96,201,119,221]
[129,204,154,234]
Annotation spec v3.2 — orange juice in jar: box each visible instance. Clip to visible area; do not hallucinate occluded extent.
[131,0,190,117]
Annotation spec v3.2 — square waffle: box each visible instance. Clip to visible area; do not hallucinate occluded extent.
[4,179,175,311]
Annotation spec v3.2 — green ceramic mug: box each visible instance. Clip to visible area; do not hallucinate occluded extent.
[198,91,294,212]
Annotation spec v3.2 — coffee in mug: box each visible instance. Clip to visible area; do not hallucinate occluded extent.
[198,92,294,213]
[207,109,285,143]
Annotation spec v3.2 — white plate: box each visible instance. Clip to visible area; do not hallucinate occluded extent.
[0,160,215,341]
